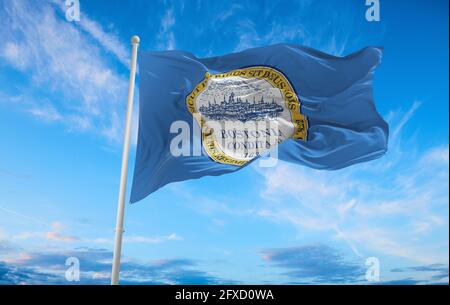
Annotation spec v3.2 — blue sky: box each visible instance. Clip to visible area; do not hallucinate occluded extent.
[0,0,448,284]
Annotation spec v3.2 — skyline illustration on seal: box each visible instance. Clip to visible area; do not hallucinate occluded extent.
[199,92,284,122]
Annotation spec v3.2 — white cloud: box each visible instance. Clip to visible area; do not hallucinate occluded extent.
[0,0,130,143]
[391,100,421,141]
[0,205,49,226]
[342,227,448,265]
[255,102,449,264]
[232,2,350,55]
[11,221,79,243]
[232,20,306,53]
[78,233,183,245]
[1,42,29,70]
[45,231,79,242]
[125,236,162,244]
[47,0,129,66]
[78,17,130,67]
[27,103,63,122]
[214,4,243,23]
[420,145,449,165]
[166,233,183,241]
[157,9,176,50]
[9,226,181,245]
[125,233,183,244]
[161,9,175,32]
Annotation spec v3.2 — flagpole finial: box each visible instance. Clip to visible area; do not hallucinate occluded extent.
[131,35,140,45]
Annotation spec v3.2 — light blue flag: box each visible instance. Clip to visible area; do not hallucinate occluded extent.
[130,44,388,203]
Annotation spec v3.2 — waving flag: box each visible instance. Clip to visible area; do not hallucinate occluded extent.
[130,44,388,203]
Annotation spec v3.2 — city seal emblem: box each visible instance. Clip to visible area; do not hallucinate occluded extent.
[186,66,308,166]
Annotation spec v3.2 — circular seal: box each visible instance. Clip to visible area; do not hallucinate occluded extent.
[186,66,308,166]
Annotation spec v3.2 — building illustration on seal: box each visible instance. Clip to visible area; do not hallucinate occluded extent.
[198,92,284,122]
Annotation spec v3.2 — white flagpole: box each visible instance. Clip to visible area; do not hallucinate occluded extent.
[111,35,140,285]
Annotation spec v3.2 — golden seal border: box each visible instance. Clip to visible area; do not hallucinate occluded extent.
[186,66,308,166]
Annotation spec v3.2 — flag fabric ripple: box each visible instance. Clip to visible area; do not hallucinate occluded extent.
[130,44,388,203]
